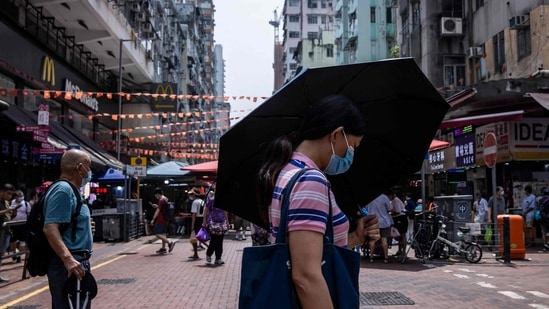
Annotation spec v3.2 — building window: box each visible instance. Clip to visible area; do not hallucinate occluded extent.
[321,16,326,24]
[289,15,299,23]
[474,0,484,11]
[308,0,318,8]
[307,32,319,39]
[370,7,376,23]
[517,27,531,60]
[327,45,334,57]
[289,47,297,54]
[444,64,466,89]
[412,3,420,30]
[290,63,298,70]
[321,1,326,8]
[386,8,393,23]
[289,0,300,7]
[289,31,300,38]
[308,15,318,24]
[493,31,505,74]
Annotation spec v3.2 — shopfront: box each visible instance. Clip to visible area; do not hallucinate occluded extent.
[0,20,122,192]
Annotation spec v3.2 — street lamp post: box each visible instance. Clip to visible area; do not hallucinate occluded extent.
[117,39,137,161]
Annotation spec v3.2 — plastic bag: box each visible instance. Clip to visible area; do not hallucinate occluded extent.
[390,226,400,238]
[196,227,211,242]
[484,225,493,244]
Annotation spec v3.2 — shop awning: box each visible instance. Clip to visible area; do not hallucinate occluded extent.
[446,88,477,107]
[2,105,123,170]
[525,92,549,110]
[439,110,524,130]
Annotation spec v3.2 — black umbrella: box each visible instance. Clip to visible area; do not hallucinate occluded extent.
[215,58,449,228]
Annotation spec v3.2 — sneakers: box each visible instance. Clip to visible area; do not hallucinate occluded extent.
[206,255,212,264]
[0,276,9,283]
[188,255,200,260]
[215,259,225,265]
[543,244,549,251]
[168,241,176,253]
[156,248,167,254]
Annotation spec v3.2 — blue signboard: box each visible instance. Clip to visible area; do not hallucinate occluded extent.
[455,133,475,168]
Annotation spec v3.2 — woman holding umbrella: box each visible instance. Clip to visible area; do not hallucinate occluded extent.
[257,94,380,308]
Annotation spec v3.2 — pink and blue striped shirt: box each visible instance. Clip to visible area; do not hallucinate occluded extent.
[268,152,349,247]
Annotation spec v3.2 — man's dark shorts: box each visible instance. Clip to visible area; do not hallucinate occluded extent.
[154,224,167,235]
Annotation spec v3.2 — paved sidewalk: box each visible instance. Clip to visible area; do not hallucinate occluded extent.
[1,234,548,308]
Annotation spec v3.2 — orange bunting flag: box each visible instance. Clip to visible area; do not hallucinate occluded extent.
[43,91,50,99]
[125,94,131,101]
[96,92,103,98]
[128,114,135,119]
[10,89,18,97]
[23,90,29,97]
[137,114,143,119]
[33,90,41,96]
[151,94,159,98]
[64,92,72,100]
[106,93,112,99]
[54,91,62,98]
[112,115,118,121]
[75,92,83,99]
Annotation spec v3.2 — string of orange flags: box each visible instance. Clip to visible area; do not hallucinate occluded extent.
[0,88,270,103]
[50,108,257,121]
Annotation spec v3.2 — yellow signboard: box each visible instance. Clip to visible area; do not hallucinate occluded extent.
[42,56,55,87]
[130,156,147,166]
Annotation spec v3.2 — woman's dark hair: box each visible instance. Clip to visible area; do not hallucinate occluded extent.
[256,94,366,225]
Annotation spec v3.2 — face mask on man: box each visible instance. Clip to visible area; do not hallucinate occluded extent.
[82,170,92,186]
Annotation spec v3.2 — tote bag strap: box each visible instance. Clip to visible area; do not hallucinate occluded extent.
[276,168,335,245]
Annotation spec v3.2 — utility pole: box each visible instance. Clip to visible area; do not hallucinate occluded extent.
[269,9,284,91]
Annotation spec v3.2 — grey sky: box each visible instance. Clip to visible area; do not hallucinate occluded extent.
[214,0,284,122]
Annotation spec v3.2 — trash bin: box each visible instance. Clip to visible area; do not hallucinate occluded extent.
[103,215,122,242]
[497,214,525,259]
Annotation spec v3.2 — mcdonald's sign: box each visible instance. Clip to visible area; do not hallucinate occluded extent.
[151,82,177,111]
[41,56,55,87]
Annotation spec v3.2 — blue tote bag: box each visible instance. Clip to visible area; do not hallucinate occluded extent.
[239,169,360,308]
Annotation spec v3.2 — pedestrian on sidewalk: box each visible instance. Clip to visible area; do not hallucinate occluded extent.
[522,185,536,247]
[0,183,15,282]
[366,193,393,263]
[202,191,228,265]
[256,94,380,307]
[188,188,206,259]
[538,188,549,251]
[9,189,31,263]
[43,149,94,308]
[151,188,175,254]
[388,189,407,256]
[233,215,248,240]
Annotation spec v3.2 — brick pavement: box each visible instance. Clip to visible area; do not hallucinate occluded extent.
[1,234,548,308]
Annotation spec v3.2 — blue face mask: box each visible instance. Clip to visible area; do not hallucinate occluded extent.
[324,131,354,175]
[81,170,92,186]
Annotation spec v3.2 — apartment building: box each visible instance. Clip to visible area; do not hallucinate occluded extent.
[281,0,335,84]
[0,0,223,188]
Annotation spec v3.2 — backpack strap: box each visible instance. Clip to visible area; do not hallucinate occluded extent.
[47,179,83,242]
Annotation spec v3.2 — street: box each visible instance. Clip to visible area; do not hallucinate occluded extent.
[1,234,548,309]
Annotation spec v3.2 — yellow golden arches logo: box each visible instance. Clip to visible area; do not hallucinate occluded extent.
[152,83,176,101]
[42,56,55,86]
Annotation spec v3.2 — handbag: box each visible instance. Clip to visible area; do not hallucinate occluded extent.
[196,227,211,242]
[239,168,360,309]
[208,222,228,235]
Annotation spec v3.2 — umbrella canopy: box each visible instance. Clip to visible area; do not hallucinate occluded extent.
[429,139,450,151]
[95,168,127,181]
[146,161,190,177]
[180,160,218,173]
[215,58,450,227]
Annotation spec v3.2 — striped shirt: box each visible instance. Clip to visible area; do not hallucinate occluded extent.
[268,152,349,247]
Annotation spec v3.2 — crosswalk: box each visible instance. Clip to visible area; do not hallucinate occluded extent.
[433,266,549,308]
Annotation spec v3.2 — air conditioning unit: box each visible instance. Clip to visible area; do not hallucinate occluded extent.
[130,3,140,12]
[509,15,530,28]
[441,17,463,36]
[466,46,483,58]
[136,13,146,22]
[141,23,153,33]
